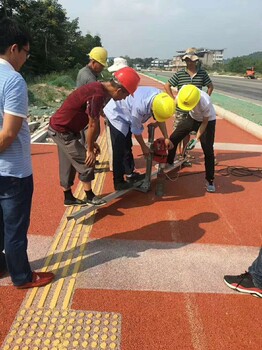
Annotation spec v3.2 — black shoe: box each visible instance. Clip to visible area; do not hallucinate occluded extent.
[224,272,262,298]
[126,172,145,183]
[85,195,107,206]
[114,181,133,191]
[0,253,7,278]
[64,197,86,207]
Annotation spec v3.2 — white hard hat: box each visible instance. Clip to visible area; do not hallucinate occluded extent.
[108,57,128,72]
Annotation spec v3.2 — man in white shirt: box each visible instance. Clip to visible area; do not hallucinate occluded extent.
[167,84,216,192]
[0,18,54,288]
[104,86,175,190]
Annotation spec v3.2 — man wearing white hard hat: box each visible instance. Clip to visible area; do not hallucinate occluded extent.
[108,57,128,73]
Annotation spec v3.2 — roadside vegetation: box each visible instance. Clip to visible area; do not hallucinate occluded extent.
[1,0,261,110]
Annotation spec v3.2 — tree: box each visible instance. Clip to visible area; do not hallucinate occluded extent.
[0,0,103,76]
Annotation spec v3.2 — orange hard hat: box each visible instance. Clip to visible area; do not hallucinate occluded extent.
[113,67,140,95]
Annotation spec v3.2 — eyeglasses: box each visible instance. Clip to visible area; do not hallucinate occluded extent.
[22,47,30,59]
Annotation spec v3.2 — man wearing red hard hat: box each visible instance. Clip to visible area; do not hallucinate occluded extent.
[48,67,140,207]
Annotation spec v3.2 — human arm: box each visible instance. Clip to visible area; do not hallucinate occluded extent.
[207,82,214,96]
[196,117,209,140]
[85,116,100,166]
[164,82,176,99]
[0,113,23,152]
[134,134,150,157]
[157,121,174,149]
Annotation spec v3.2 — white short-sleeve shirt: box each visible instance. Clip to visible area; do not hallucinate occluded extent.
[104,86,161,136]
[0,58,32,177]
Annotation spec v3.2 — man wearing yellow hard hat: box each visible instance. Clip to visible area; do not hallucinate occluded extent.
[103,87,175,191]
[167,84,216,192]
[76,47,108,156]
[76,47,108,87]
[164,48,214,165]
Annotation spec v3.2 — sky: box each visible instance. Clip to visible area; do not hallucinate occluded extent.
[58,0,262,59]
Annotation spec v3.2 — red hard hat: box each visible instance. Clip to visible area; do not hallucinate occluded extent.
[113,67,140,95]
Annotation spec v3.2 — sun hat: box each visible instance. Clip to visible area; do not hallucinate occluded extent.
[182,47,199,62]
[108,57,128,72]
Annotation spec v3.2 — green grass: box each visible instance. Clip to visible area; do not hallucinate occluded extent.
[142,72,262,125]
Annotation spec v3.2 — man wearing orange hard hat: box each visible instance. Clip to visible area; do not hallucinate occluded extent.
[48,67,140,207]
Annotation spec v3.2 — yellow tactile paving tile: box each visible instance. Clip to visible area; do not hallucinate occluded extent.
[2,308,121,350]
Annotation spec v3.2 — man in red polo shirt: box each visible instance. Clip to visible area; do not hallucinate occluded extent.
[48,67,140,207]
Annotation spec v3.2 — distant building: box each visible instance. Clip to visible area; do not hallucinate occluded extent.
[172,48,225,71]
[150,59,172,70]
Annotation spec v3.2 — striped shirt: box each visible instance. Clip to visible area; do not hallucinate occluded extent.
[0,58,32,177]
[168,68,212,112]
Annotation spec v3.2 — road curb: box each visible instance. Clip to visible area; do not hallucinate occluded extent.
[214,105,262,141]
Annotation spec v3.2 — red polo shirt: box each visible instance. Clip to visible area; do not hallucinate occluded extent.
[50,82,109,133]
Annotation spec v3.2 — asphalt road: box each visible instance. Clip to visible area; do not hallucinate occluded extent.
[146,71,262,105]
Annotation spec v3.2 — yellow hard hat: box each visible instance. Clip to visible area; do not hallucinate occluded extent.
[88,47,108,67]
[152,92,176,122]
[177,84,201,111]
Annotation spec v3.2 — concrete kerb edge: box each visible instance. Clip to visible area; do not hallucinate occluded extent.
[214,105,262,141]
[139,73,262,141]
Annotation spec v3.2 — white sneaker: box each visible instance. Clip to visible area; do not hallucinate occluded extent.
[206,182,216,193]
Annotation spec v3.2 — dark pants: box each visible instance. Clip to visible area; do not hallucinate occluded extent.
[167,115,216,182]
[0,175,33,286]
[108,121,135,185]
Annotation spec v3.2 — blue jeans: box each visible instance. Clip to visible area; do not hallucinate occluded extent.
[0,175,33,286]
[248,248,262,288]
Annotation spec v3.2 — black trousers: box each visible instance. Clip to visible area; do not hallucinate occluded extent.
[167,115,216,182]
[108,121,135,185]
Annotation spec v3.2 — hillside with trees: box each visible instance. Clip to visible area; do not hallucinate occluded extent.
[224,52,262,74]
[0,0,103,76]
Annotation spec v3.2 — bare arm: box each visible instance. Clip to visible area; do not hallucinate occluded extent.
[196,117,209,140]
[157,121,174,149]
[164,82,175,99]
[85,116,99,166]
[0,113,23,152]
[134,134,150,156]
[207,82,214,96]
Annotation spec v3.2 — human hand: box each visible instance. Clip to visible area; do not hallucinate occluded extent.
[93,142,101,155]
[164,138,174,150]
[186,139,198,151]
[85,150,96,167]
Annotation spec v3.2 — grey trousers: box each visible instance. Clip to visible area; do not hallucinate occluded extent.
[48,127,94,188]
